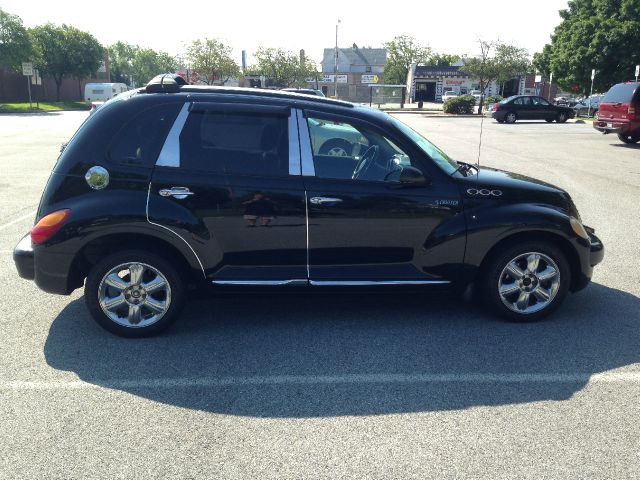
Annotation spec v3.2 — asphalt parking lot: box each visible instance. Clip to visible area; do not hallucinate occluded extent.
[1,111,639,479]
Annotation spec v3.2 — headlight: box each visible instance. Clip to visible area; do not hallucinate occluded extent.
[570,217,589,240]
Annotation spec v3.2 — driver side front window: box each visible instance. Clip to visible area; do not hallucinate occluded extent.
[305,116,412,182]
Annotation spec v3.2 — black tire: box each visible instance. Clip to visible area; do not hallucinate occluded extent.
[318,138,353,156]
[545,118,554,123]
[482,241,571,322]
[617,133,640,144]
[504,112,517,124]
[556,112,568,123]
[85,250,186,337]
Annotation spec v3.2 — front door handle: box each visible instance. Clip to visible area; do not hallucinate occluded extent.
[310,196,343,205]
[159,187,195,200]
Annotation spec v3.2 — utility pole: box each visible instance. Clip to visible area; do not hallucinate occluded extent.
[334,19,340,99]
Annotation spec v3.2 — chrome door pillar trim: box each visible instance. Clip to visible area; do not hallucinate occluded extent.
[212,279,309,286]
[156,102,190,167]
[309,280,451,286]
[295,109,316,176]
[288,110,302,176]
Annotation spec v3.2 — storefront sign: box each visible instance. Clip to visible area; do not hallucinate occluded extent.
[361,74,379,84]
[444,79,464,85]
[321,74,348,83]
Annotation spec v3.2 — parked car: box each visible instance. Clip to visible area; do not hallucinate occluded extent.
[281,88,325,97]
[573,95,603,117]
[13,75,604,336]
[89,101,104,115]
[593,81,640,144]
[492,95,575,123]
[442,91,458,102]
[469,90,483,104]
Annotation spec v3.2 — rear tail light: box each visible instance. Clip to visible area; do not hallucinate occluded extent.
[493,104,500,111]
[31,209,71,244]
[629,104,637,119]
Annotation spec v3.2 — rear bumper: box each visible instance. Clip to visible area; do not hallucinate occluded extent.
[14,233,76,295]
[13,234,35,280]
[593,119,639,135]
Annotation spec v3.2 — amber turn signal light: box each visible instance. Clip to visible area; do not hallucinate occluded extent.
[31,209,71,244]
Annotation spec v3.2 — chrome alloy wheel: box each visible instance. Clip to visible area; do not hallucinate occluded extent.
[98,262,171,328]
[498,252,560,314]
[326,146,349,156]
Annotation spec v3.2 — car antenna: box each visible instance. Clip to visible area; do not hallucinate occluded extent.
[476,104,485,180]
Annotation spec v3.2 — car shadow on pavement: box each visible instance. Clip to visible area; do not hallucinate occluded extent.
[44,282,640,418]
[610,143,640,149]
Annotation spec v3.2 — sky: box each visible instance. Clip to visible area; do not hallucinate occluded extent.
[2,0,570,66]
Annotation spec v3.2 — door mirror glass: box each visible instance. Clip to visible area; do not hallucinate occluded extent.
[386,165,429,185]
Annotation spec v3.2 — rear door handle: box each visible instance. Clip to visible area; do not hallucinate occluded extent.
[159,187,195,200]
[310,196,343,205]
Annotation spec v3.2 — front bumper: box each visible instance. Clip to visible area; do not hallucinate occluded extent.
[572,227,604,292]
[13,234,34,280]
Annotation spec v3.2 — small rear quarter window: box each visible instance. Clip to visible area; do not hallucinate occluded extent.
[108,103,182,168]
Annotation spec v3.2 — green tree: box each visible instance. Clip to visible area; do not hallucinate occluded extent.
[185,38,239,85]
[30,23,103,100]
[108,42,177,86]
[0,9,35,99]
[253,47,317,87]
[426,53,461,67]
[383,35,432,85]
[533,0,640,94]
[0,8,33,71]
[464,40,530,114]
[66,28,104,98]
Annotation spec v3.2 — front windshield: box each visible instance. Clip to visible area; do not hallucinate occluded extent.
[391,117,458,174]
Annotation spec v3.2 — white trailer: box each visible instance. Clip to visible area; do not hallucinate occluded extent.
[84,83,128,103]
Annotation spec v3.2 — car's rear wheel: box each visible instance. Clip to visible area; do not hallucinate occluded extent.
[618,133,640,144]
[85,250,185,337]
[483,241,570,322]
[504,112,517,124]
[556,112,568,123]
[319,139,353,156]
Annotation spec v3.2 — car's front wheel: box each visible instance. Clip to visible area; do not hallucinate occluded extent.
[618,133,640,144]
[85,250,186,337]
[483,241,570,322]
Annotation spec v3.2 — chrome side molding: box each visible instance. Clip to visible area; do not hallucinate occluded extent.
[309,280,451,286]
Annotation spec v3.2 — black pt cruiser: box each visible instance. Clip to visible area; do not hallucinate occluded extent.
[14,75,604,337]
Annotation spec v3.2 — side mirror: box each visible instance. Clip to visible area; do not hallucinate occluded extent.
[399,166,430,186]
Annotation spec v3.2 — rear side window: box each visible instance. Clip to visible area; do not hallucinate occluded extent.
[179,112,288,177]
[603,83,639,104]
[109,103,181,167]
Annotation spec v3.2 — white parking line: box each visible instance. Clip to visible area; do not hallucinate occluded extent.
[0,211,36,231]
[3,372,640,391]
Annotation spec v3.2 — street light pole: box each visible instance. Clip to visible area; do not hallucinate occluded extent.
[334,19,340,99]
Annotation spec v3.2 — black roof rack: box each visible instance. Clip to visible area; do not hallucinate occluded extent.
[142,82,354,108]
[145,74,188,93]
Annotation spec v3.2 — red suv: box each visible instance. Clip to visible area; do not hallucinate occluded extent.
[593,81,640,144]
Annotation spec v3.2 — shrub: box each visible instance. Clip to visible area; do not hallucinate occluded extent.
[484,95,503,104]
[443,95,475,114]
